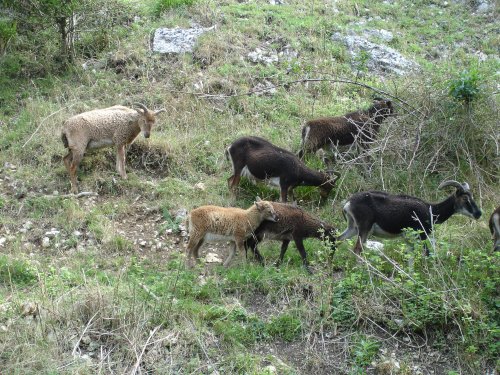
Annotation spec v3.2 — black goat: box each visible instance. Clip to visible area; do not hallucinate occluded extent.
[245,202,336,273]
[338,180,482,254]
[226,136,340,202]
[298,98,394,158]
[489,206,500,252]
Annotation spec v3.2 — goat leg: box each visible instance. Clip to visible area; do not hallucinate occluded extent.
[294,238,312,274]
[275,240,291,267]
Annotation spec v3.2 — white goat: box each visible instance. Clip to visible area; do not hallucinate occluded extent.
[61,103,166,193]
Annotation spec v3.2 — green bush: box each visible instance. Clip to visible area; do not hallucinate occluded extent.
[0,256,38,286]
[449,68,482,104]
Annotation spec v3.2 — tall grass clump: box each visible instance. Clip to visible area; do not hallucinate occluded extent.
[154,0,197,15]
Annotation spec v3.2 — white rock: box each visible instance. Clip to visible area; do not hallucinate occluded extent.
[153,26,216,54]
[263,365,277,374]
[174,209,188,222]
[0,238,6,246]
[332,32,419,75]
[139,240,147,247]
[73,230,82,237]
[205,253,222,263]
[194,182,206,191]
[366,240,384,251]
[45,230,60,238]
[24,221,33,230]
[248,48,279,65]
[42,237,50,248]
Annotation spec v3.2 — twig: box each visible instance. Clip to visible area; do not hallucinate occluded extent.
[167,77,425,117]
[22,103,75,148]
[130,325,161,375]
[72,311,99,357]
[41,191,98,199]
[138,282,160,302]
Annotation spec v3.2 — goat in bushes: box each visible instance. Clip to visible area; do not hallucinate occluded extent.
[226,136,340,202]
[298,98,394,159]
[338,180,482,255]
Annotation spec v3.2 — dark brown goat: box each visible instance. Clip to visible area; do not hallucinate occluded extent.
[298,98,394,158]
[338,180,482,254]
[245,202,336,273]
[489,206,500,252]
[226,136,340,202]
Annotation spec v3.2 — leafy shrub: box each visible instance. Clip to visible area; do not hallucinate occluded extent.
[266,313,302,342]
[449,68,482,104]
[0,256,38,286]
[350,335,380,367]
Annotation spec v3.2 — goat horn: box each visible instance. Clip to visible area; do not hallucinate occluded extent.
[438,180,464,191]
[133,103,149,113]
[154,108,167,116]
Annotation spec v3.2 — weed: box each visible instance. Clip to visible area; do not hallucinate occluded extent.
[449,67,482,104]
[0,255,38,286]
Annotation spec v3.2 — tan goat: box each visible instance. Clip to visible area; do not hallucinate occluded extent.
[61,103,166,193]
[186,198,278,267]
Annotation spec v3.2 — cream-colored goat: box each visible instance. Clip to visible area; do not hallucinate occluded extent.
[186,198,278,267]
[61,103,166,193]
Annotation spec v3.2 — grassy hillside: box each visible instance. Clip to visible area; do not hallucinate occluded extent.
[0,0,498,373]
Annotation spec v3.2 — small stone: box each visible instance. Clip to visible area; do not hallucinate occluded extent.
[139,240,147,247]
[21,302,38,317]
[52,191,59,196]
[205,253,222,263]
[45,230,60,238]
[174,208,188,222]
[24,221,33,230]
[42,237,50,248]
[263,365,277,374]
[194,182,206,191]
[73,230,82,237]
[81,335,91,345]
[0,238,6,246]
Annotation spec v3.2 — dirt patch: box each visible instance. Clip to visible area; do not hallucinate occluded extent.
[127,141,170,177]
[254,326,474,374]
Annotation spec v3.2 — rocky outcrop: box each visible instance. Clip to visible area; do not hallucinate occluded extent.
[333,32,420,76]
[153,26,215,54]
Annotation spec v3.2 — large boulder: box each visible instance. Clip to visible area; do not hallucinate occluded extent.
[333,32,420,76]
[153,26,215,54]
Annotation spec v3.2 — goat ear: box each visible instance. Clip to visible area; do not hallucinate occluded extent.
[135,108,145,115]
[255,196,262,202]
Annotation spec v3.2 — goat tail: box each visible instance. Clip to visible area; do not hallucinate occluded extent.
[61,132,69,148]
[298,125,310,158]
